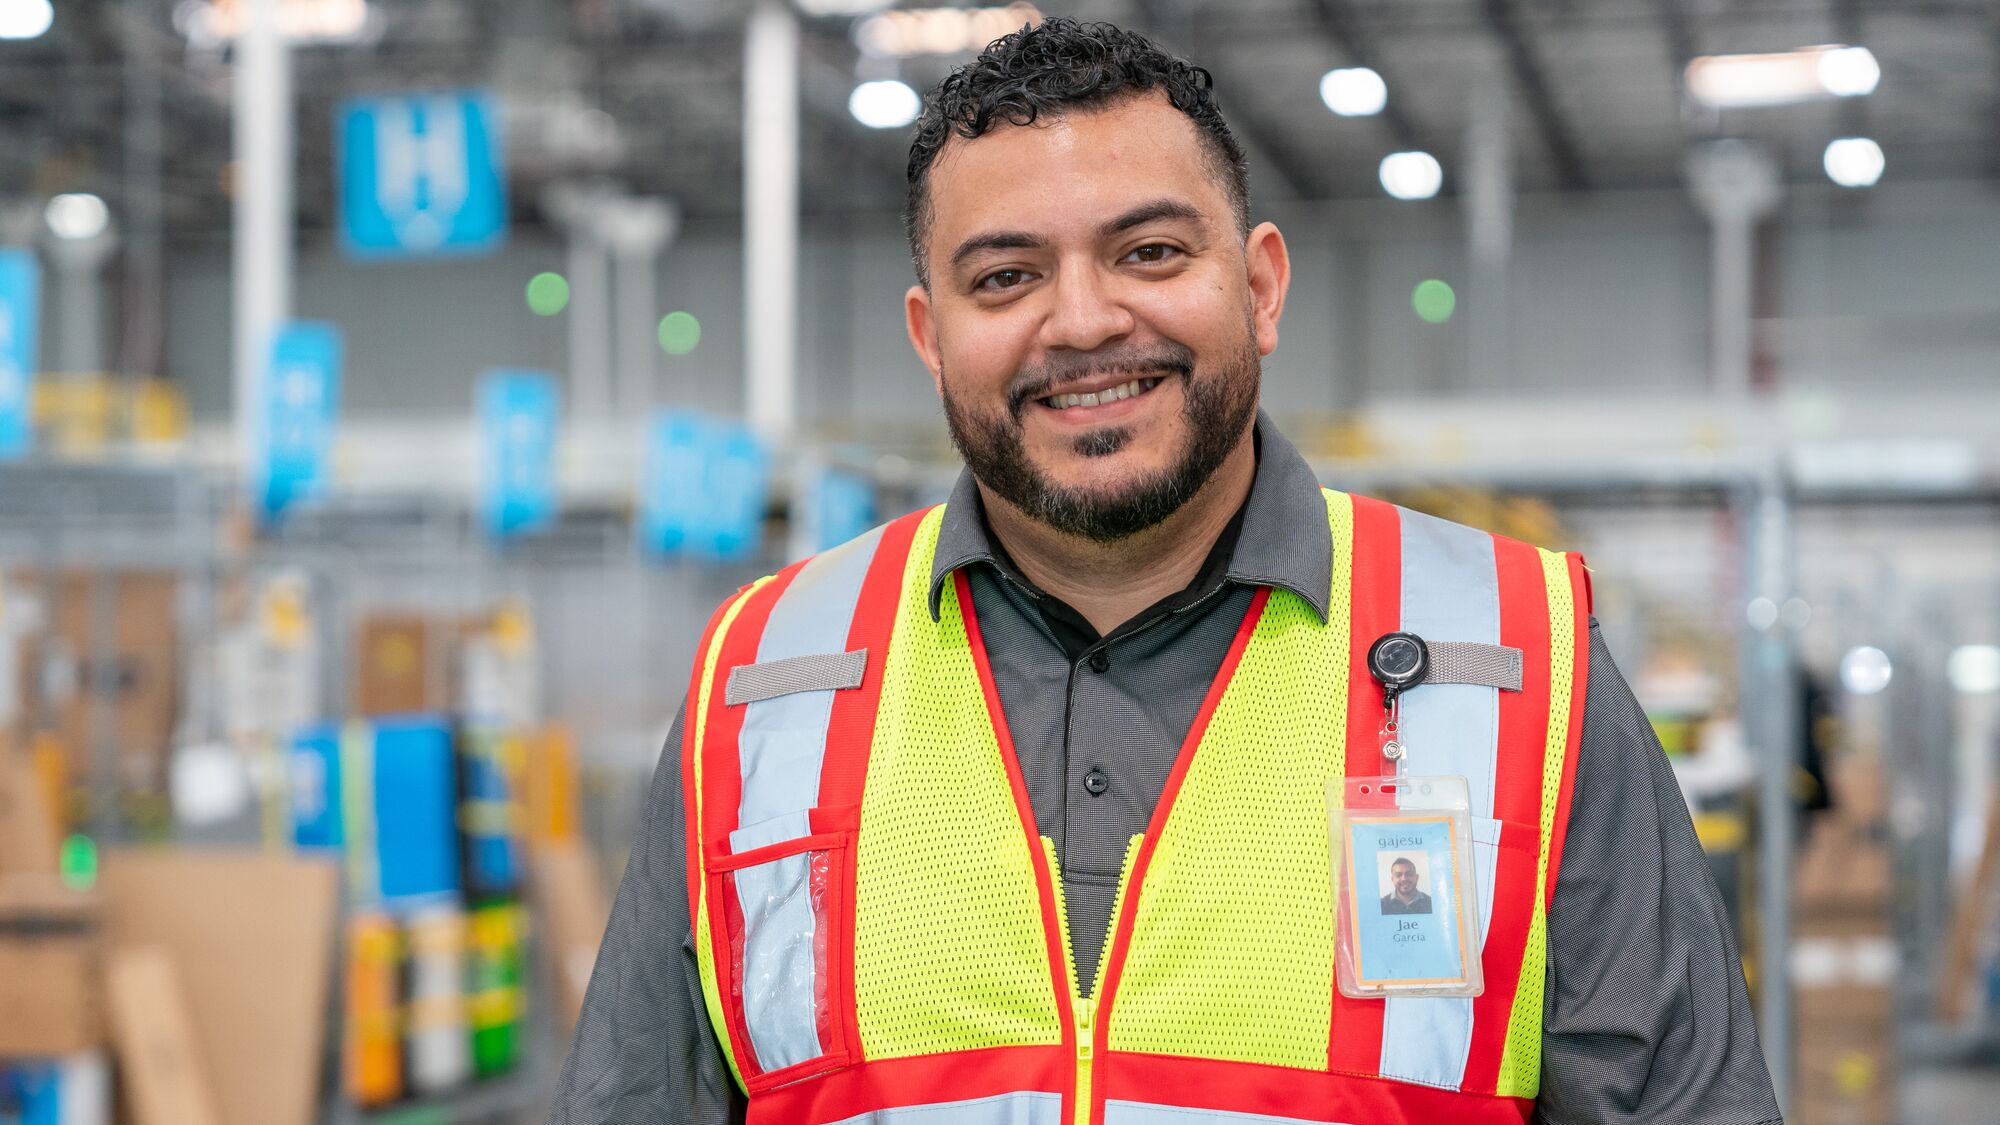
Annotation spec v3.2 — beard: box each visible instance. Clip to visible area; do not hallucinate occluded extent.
[939,333,1259,543]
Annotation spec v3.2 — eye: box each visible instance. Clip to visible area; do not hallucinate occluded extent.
[978,268,1030,291]
[1125,244,1178,264]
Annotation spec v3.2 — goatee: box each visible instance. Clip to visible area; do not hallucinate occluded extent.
[940,336,1258,543]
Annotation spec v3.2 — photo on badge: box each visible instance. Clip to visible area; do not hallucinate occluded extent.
[1343,815,1470,989]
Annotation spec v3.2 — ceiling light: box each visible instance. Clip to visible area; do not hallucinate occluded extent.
[1839,645,1893,695]
[1816,46,1880,97]
[1685,44,1882,108]
[45,193,109,241]
[1823,137,1884,188]
[849,79,921,129]
[0,0,52,40]
[1379,151,1442,201]
[855,4,1039,59]
[1320,67,1386,117]
[797,0,895,14]
[1948,646,2000,695]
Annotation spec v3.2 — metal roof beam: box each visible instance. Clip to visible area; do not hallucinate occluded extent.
[1479,0,1591,191]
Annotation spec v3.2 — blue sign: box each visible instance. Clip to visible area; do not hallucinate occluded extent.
[640,411,769,562]
[259,321,342,521]
[479,369,559,539]
[810,463,877,552]
[338,90,506,260]
[0,249,41,460]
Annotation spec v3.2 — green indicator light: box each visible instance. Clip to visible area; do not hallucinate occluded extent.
[59,834,98,891]
[1412,279,1456,325]
[658,311,701,356]
[526,272,570,316]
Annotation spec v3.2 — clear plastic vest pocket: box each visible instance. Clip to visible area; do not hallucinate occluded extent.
[706,804,857,1090]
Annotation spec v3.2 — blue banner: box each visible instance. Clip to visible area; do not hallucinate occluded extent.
[810,464,877,552]
[479,369,559,539]
[639,411,769,562]
[0,249,41,461]
[338,90,507,260]
[259,321,342,521]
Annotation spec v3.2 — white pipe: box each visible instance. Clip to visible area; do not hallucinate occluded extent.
[232,0,293,492]
[1462,64,1513,391]
[743,1,799,445]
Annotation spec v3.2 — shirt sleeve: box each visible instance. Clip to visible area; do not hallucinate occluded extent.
[547,705,747,1125]
[1535,623,1782,1125]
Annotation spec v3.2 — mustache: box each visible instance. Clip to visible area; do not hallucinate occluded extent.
[1005,343,1196,419]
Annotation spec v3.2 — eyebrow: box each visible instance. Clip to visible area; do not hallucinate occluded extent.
[945,198,1208,272]
[1098,198,1205,237]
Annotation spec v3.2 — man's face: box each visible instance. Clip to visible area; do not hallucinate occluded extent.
[905,92,1289,541]
[1392,861,1418,898]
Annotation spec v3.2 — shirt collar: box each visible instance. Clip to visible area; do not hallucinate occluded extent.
[927,411,1333,623]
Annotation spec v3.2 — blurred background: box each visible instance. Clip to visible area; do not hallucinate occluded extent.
[0,0,1995,1122]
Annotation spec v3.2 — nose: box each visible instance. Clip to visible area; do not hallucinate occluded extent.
[1038,259,1135,355]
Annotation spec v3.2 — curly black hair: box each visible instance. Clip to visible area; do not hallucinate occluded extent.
[903,17,1251,288]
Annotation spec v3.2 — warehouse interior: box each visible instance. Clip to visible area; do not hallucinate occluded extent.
[2,0,1998,1122]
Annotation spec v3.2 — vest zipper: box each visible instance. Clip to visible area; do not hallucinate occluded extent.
[1041,838,1094,1125]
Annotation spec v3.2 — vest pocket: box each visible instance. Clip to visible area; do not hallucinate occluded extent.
[706,804,858,1091]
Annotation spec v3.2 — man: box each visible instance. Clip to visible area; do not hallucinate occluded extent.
[1381,858,1433,916]
[551,18,1781,1125]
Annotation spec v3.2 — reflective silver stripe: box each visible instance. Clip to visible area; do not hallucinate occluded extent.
[826,1091,1065,1125]
[1380,507,1502,1091]
[730,524,885,1074]
[727,650,868,705]
[1104,1103,1354,1125]
[738,523,885,825]
[1424,641,1522,692]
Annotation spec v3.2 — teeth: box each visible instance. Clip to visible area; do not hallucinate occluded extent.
[1043,377,1161,410]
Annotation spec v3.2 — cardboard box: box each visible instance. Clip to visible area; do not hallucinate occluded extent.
[15,571,180,781]
[0,876,101,1055]
[105,946,222,1125]
[531,841,608,1038]
[99,849,337,1125]
[0,748,60,876]
[354,615,447,716]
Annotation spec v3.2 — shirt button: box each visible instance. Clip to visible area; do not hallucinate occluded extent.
[1083,768,1109,796]
[1088,650,1110,673]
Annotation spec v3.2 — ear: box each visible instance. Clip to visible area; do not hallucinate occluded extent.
[1243,221,1291,357]
[905,284,944,397]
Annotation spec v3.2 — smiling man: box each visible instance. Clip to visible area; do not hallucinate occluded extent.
[550,18,1780,1125]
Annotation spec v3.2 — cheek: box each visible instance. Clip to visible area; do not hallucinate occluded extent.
[939,307,1035,389]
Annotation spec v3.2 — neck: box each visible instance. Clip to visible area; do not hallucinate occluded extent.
[978,433,1256,637]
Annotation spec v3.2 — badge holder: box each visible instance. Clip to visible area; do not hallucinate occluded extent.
[1326,632,1485,999]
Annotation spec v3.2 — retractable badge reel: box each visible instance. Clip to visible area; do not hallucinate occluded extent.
[1325,631,1485,999]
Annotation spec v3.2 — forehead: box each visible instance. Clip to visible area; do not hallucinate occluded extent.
[925,92,1226,241]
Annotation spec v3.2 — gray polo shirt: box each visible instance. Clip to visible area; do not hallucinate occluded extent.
[549,416,1781,1125]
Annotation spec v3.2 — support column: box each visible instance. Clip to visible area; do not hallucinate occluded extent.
[743,1,799,445]
[1687,141,1780,398]
[232,0,293,490]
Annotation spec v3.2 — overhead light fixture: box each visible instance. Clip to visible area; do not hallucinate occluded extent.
[1823,137,1884,188]
[1816,46,1881,97]
[173,0,378,48]
[1685,44,1881,109]
[1379,151,1442,201]
[855,3,1039,59]
[849,79,921,129]
[1320,67,1386,117]
[45,192,110,241]
[0,0,53,40]
[1948,645,2000,695]
[797,0,896,15]
[1839,645,1893,696]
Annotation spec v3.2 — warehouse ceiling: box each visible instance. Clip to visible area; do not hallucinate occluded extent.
[0,0,1992,244]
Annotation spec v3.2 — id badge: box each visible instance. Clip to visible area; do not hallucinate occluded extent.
[1328,775,1483,999]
